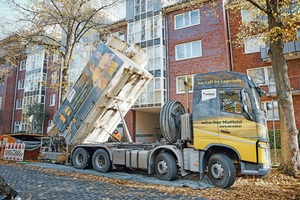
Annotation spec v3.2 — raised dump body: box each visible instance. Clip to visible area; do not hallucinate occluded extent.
[49,36,152,145]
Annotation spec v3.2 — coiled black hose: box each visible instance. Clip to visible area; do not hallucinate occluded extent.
[159,101,185,144]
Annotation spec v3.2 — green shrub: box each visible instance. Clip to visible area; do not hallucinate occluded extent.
[268,129,300,149]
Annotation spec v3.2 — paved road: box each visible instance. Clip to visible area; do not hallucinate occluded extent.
[0,164,207,200]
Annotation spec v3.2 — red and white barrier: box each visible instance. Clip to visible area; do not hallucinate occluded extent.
[3,143,25,161]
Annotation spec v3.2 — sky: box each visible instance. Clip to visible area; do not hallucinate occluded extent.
[0,0,126,39]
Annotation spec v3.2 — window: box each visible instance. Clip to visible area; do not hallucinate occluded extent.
[176,41,202,60]
[244,36,266,54]
[0,75,4,85]
[14,121,21,133]
[0,96,2,109]
[18,79,25,89]
[20,60,26,70]
[297,28,300,39]
[135,0,140,15]
[248,67,276,93]
[176,75,194,93]
[262,101,279,120]
[53,53,59,62]
[112,32,125,41]
[16,99,23,109]
[175,10,200,29]
[50,94,55,106]
[247,67,275,91]
[219,90,243,114]
[241,9,267,23]
[51,72,57,83]
[48,119,54,126]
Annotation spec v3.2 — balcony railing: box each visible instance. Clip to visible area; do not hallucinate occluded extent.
[260,40,300,62]
[260,75,300,96]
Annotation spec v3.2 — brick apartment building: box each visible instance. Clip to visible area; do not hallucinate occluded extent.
[1,0,299,141]
[227,8,300,129]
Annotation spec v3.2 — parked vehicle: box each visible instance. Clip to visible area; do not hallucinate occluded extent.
[44,36,271,188]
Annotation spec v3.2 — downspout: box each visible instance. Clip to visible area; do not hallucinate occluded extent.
[11,59,20,133]
[58,58,62,108]
[226,9,234,71]
[163,7,170,102]
[42,50,48,135]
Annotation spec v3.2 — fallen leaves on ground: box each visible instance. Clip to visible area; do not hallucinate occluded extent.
[1,159,299,199]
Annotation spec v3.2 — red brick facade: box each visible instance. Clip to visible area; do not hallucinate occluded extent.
[0,62,18,134]
[166,0,231,111]
[228,9,300,129]
[124,110,136,141]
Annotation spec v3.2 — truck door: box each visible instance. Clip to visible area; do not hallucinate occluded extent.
[193,88,221,150]
[217,88,257,162]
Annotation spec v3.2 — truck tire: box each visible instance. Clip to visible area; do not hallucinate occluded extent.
[155,153,177,181]
[92,149,111,173]
[208,154,236,188]
[72,148,91,169]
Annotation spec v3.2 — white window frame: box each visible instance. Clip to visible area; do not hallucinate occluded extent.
[48,119,54,126]
[51,72,57,84]
[20,60,26,71]
[241,9,267,23]
[175,40,202,60]
[14,121,21,133]
[18,79,25,90]
[111,31,125,41]
[16,99,23,109]
[262,101,279,121]
[0,96,2,109]
[50,94,55,106]
[174,10,200,30]
[247,66,273,86]
[0,75,4,85]
[176,75,195,94]
[244,36,266,54]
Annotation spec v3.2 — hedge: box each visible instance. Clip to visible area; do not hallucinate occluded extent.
[268,129,300,149]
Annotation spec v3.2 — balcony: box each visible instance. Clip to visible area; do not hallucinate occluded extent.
[260,75,300,96]
[260,40,300,62]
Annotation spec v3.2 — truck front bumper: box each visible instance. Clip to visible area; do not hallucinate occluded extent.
[241,162,271,176]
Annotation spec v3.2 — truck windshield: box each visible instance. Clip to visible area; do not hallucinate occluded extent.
[251,87,263,111]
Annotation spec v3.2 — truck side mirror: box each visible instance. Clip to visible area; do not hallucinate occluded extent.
[240,104,252,121]
[239,89,253,121]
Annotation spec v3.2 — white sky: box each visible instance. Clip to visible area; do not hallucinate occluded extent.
[0,0,126,39]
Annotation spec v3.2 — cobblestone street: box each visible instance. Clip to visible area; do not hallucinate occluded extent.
[0,164,206,200]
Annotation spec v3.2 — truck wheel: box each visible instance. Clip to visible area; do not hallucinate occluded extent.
[72,148,91,169]
[92,149,111,173]
[155,153,177,181]
[208,154,236,188]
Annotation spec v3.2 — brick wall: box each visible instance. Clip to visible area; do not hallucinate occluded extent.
[166,0,231,111]
[228,9,300,130]
[124,110,136,142]
[0,62,17,135]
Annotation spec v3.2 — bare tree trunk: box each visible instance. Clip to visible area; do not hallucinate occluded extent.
[60,23,74,103]
[267,1,300,176]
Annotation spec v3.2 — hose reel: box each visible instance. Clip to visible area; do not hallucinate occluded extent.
[159,101,186,144]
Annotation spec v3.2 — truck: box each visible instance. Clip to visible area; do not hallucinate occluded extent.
[44,35,271,188]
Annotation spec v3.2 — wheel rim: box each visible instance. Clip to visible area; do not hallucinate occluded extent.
[97,155,105,168]
[76,153,84,164]
[211,162,224,179]
[157,160,168,175]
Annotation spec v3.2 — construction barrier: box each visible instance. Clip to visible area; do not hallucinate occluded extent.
[3,143,25,162]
